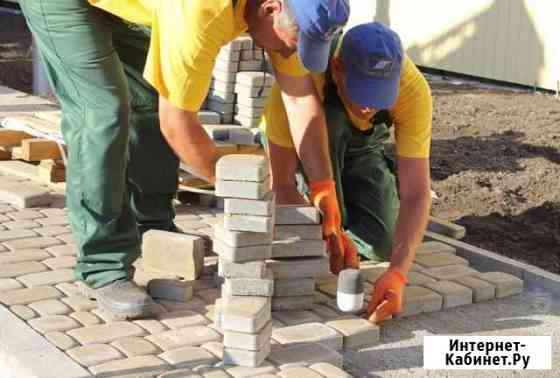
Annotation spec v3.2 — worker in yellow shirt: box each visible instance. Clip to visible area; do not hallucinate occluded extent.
[19,0,350,319]
[261,22,433,322]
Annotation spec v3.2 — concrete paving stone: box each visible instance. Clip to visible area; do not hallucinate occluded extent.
[6,209,45,220]
[414,252,469,269]
[267,257,329,279]
[475,271,524,298]
[45,331,79,350]
[57,233,76,244]
[223,341,271,368]
[148,279,194,302]
[214,58,239,73]
[222,270,274,297]
[214,238,272,263]
[55,282,80,296]
[207,99,235,114]
[234,104,264,119]
[236,95,266,108]
[236,71,274,87]
[18,268,75,287]
[0,285,62,305]
[143,230,206,280]
[0,277,23,291]
[275,206,320,225]
[223,214,273,233]
[61,295,98,312]
[223,320,272,351]
[112,336,161,357]
[267,343,343,368]
[28,299,72,315]
[0,260,48,278]
[233,114,261,128]
[201,341,224,358]
[67,321,147,345]
[234,83,272,99]
[42,256,76,270]
[218,259,268,279]
[158,310,210,330]
[398,285,443,317]
[39,208,67,217]
[273,278,315,297]
[199,110,222,124]
[5,236,62,250]
[146,326,221,351]
[91,308,123,323]
[224,362,278,377]
[274,225,322,241]
[0,181,53,208]
[134,319,169,335]
[47,243,77,257]
[212,78,236,93]
[216,176,271,200]
[89,355,170,377]
[0,214,8,223]
[0,242,6,252]
[0,248,50,265]
[273,310,322,326]
[272,295,314,311]
[212,69,236,83]
[238,60,263,72]
[272,322,343,351]
[35,225,72,237]
[10,304,37,320]
[28,314,81,333]
[0,203,16,213]
[215,296,271,333]
[309,363,352,378]
[271,239,326,259]
[214,222,273,248]
[359,263,389,284]
[67,343,124,367]
[451,275,496,302]
[406,271,438,286]
[176,220,208,231]
[225,197,273,217]
[422,264,480,281]
[416,241,457,255]
[70,311,102,326]
[311,304,341,320]
[3,220,42,229]
[159,346,218,368]
[196,287,221,304]
[324,317,379,349]
[0,228,38,242]
[278,367,323,378]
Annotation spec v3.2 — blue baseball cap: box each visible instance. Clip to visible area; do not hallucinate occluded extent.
[340,22,403,109]
[288,0,350,73]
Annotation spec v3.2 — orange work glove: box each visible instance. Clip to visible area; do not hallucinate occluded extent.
[309,179,360,274]
[367,268,407,324]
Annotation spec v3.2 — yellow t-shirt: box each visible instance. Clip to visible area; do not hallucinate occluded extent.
[260,54,433,158]
[89,0,308,111]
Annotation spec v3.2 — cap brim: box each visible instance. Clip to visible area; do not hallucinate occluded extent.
[298,32,330,73]
[346,69,400,109]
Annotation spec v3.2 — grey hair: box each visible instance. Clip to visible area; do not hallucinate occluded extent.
[274,0,299,31]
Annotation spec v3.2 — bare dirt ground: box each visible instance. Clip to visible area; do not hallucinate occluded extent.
[1,13,559,274]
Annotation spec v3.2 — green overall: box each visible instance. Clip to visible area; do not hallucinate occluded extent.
[20,0,179,288]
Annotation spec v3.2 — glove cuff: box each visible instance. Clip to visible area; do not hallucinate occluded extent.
[387,268,407,285]
[309,179,336,208]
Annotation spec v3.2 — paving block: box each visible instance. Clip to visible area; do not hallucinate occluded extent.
[3,220,41,230]
[70,311,102,326]
[272,295,314,311]
[225,196,273,217]
[224,214,273,233]
[212,78,236,93]
[422,264,479,281]
[0,181,53,208]
[274,224,323,241]
[273,310,322,326]
[267,257,329,279]
[147,279,194,302]
[325,317,380,349]
[309,363,353,378]
[213,69,236,83]
[223,320,272,351]
[28,299,71,316]
[0,228,38,242]
[359,264,388,284]
[0,285,62,305]
[234,114,261,128]
[199,110,222,124]
[278,367,324,378]
[67,322,146,345]
[28,315,81,333]
[317,282,337,298]
[273,278,315,297]
[89,355,169,377]
[67,344,123,367]
[451,275,496,302]
[207,99,235,114]
[272,322,343,351]
[236,95,266,108]
[215,296,271,333]
[224,362,278,378]
[475,271,524,298]
[133,319,168,335]
[214,58,239,73]
[416,241,456,255]
[0,278,23,291]
[239,60,264,72]
[0,260,48,278]
[235,104,264,119]
[215,221,273,247]
[222,270,274,297]
[157,310,209,330]
[47,244,77,257]
[414,252,469,269]
[398,286,443,317]
[272,238,326,259]
[216,154,269,182]
[44,331,79,351]
[236,71,274,87]
[111,337,161,357]
[420,280,473,308]
[275,205,320,225]
[61,295,97,312]
[18,268,75,287]
[159,346,218,368]
[268,343,343,368]
[4,236,62,250]
[42,256,76,270]
[311,304,341,320]
[407,271,437,286]
[142,230,205,280]
[216,178,271,200]
[145,326,221,351]
[428,216,466,239]
[223,341,271,368]
[213,238,272,263]
[10,304,37,320]
[235,83,272,98]
[218,259,268,279]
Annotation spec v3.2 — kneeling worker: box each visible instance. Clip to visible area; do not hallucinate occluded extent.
[260,22,433,322]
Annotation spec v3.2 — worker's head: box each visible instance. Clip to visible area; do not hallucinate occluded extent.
[247,0,350,73]
[332,22,403,120]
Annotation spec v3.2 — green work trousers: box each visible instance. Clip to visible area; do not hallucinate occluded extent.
[20,0,179,288]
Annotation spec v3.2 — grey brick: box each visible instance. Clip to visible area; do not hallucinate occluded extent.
[222,270,274,297]
[414,252,469,269]
[218,259,268,279]
[18,268,75,287]
[420,280,473,308]
[0,261,47,278]
[267,257,329,279]
[275,205,320,225]
[274,278,315,297]
[147,279,194,302]
[398,286,443,317]
[422,265,479,281]
[272,238,326,259]
[146,326,221,351]
[28,315,81,333]
[225,196,273,217]
[272,322,343,351]
[273,310,322,326]
[275,225,323,240]
[67,344,123,367]
[272,295,314,311]
[223,341,271,368]
[452,275,496,302]
[325,317,380,349]
[224,214,273,233]
[223,320,272,351]
[159,346,218,368]
[213,238,271,263]
[215,296,271,333]
[0,181,53,208]
[475,271,523,298]
[68,322,147,345]
[216,177,271,200]
[0,286,62,305]
[268,343,343,368]
[416,241,456,255]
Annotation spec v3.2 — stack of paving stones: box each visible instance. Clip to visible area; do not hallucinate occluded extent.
[213,154,274,367]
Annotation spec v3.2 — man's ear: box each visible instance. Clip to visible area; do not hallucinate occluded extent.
[258,0,282,19]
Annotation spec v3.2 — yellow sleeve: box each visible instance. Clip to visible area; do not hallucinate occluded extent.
[259,82,295,148]
[268,51,309,77]
[391,55,433,158]
[143,1,233,112]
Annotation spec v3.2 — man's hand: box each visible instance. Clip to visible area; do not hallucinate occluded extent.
[367,268,407,323]
[309,179,359,274]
